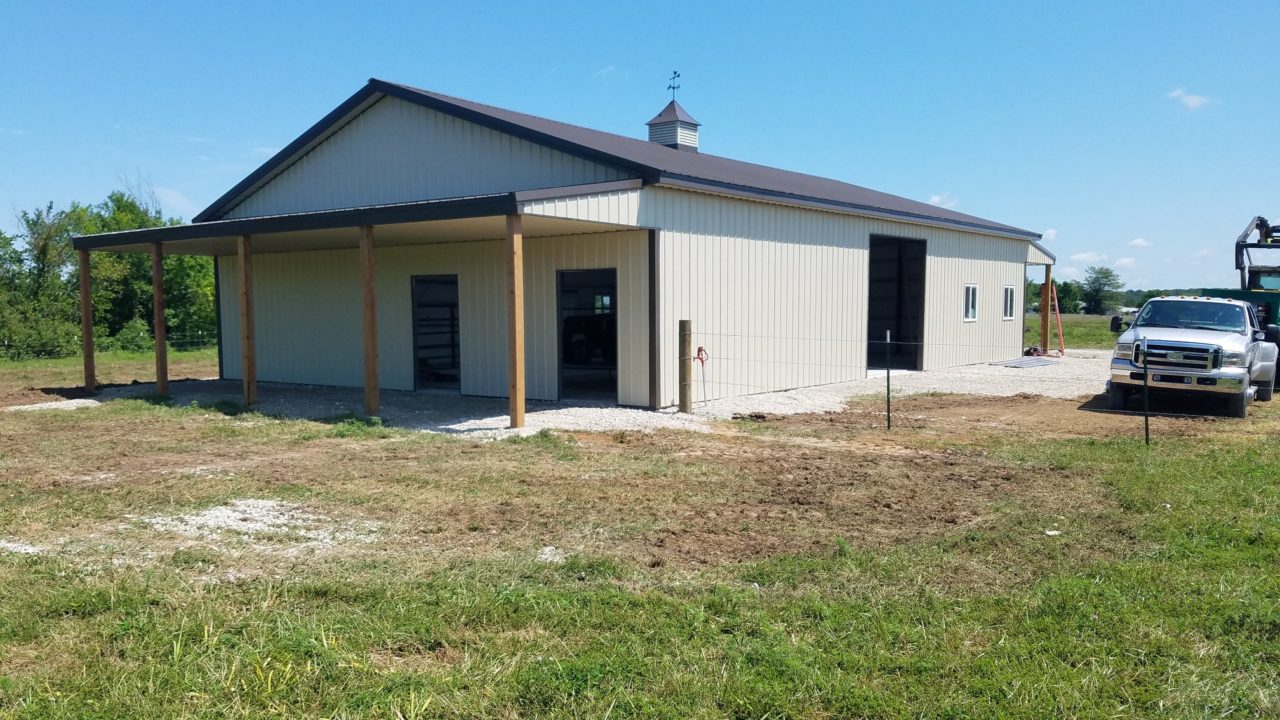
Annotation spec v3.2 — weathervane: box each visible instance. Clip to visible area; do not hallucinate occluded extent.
[667,70,681,101]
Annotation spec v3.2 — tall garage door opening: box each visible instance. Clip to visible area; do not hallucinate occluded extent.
[558,269,618,401]
[867,236,926,370]
[411,275,461,389]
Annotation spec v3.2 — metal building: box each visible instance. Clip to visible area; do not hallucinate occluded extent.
[72,78,1054,426]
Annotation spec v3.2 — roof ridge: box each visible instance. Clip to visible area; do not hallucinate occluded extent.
[373,79,899,203]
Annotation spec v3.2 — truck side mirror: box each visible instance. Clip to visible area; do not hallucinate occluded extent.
[1110,315,1127,333]
[1266,325,1280,344]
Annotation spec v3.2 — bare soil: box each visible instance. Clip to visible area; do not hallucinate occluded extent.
[1,391,1235,579]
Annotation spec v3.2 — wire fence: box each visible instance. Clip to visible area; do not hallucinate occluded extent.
[0,331,218,362]
[678,323,1240,435]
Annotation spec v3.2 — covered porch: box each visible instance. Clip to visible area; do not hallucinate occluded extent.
[71,184,656,428]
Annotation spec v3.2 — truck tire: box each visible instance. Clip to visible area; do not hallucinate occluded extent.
[1256,374,1275,402]
[1107,384,1128,411]
[1227,389,1248,418]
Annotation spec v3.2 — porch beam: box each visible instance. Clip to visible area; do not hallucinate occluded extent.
[360,225,379,416]
[237,235,257,405]
[1040,264,1052,352]
[78,248,95,393]
[151,242,169,395]
[506,214,526,428]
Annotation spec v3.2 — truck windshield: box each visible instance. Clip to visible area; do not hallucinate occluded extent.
[1133,300,1246,333]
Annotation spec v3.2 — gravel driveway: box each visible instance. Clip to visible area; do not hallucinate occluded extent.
[5,351,1111,438]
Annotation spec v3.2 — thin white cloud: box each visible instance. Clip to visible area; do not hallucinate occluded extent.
[1167,88,1211,110]
[927,192,958,209]
[1069,251,1107,263]
[1056,266,1082,280]
[1128,237,1151,248]
[153,187,201,220]
[183,136,213,144]
[249,146,279,158]
[1189,248,1215,259]
[1041,228,1058,242]
[0,126,29,136]
[1114,257,1136,269]
[593,64,617,80]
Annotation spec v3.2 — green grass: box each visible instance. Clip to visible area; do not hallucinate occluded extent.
[1025,312,1119,349]
[0,347,219,404]
[1,383,1278,716]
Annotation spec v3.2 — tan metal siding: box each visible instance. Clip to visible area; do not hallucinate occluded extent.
[520,187,642,226]
[224,96,633,219]
[639,187,1029,405]
[1026,243,1054,265]
[216,231,648,404]
[641,187,869,406]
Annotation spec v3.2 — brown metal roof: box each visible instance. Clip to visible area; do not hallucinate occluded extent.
[646,100,701,127]
[194,79,1039,241]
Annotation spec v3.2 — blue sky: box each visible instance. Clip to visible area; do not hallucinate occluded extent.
[2,0,1276,289]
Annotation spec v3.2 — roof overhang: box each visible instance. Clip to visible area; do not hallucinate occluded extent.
[654,175,1044,244]
[73,188,644,256]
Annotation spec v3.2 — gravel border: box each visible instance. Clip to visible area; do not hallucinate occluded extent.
[4,352,1111,438]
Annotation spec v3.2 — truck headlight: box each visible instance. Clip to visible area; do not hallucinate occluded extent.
[1114,343,1134,360]
[1221,350,1246,367]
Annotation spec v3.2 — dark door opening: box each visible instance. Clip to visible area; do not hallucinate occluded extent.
[558,269,618,401]
[867,236,926,370]
[411,274,461,389]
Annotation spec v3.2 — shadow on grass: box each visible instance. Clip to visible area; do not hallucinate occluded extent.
[1077,391,1236,418]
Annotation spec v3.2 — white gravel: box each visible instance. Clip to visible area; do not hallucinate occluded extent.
[143,499,380,550]
[0,539,42,555]
[696,350,1111,419]
[4,351,1110,437]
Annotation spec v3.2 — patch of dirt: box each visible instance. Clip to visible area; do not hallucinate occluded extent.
[606,429,1104,567]
[745,392,1227,441]
[368,643,464,674]
[0,385,91,409]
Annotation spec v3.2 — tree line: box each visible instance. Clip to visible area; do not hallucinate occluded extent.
[0,191,216,360]
[1027,265,1216,316]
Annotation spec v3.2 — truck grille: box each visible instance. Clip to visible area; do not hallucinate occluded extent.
[1136,342,1219,371]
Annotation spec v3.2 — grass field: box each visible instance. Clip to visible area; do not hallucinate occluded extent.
[0,348,219,408]
[1024,312,1118,350]
[1,354,1278,717]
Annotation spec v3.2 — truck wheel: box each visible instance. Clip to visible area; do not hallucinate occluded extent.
[1227,390,1248,419]
[1107,384,1128,411]
[1256,375,1275,402]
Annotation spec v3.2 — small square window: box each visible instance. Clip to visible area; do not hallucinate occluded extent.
[964,284,978,321]
[1002,286,1016,320]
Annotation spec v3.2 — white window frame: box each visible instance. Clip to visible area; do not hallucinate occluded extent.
[964,284,978,322]
[1002,285,1016,321]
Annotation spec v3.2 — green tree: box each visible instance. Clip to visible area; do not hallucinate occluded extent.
[1056,280,1083,314]
[1080,266,1124,315]
[0,189,217,359]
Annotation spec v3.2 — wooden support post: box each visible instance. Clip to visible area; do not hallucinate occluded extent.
[237,235,257,406]
[360,226,379,417]
[506,215,526,428]
[1040,264,1052,352]
[678,320,692,413]
[78,248,95,393]
[151,242,169,395]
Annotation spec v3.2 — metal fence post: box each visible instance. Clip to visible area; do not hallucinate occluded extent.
[1141,337,1150,446]
[885,330,892,430]
[679,320,692,413]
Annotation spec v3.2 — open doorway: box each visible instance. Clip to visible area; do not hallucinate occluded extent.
[867,236,926,370]
[558,268,618,401]
[411,275,461,389]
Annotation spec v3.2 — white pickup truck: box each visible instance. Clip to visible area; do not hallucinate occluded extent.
[1108,296,1280,417]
